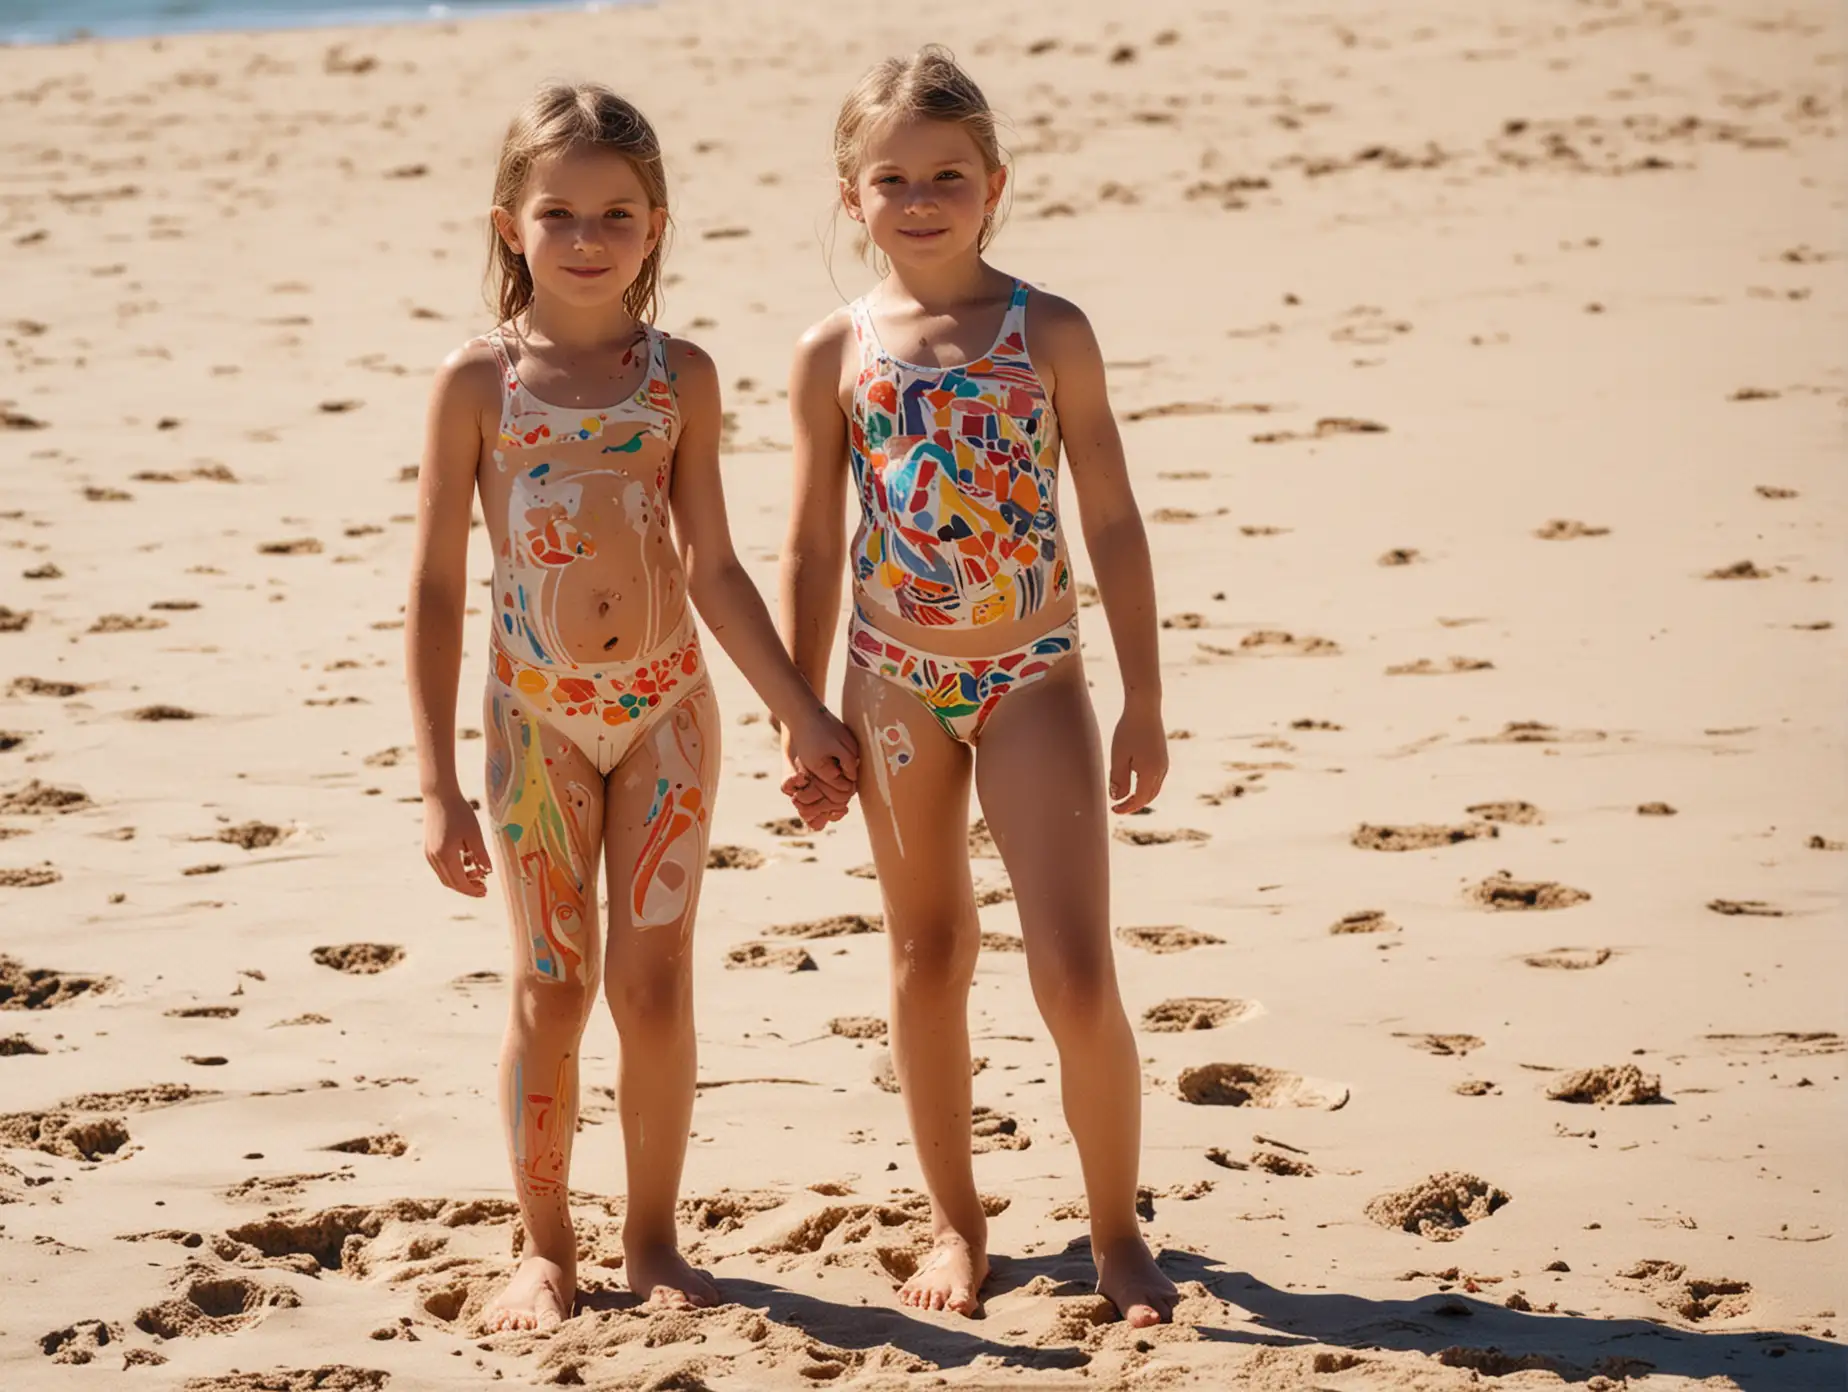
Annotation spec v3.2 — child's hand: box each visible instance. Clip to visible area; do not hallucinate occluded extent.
[423,790,493,897]
[1108,702,1169,815]
[781,710,859,826]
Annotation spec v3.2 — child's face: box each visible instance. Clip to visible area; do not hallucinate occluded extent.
[494,147,665,317]
[845,117,1005,268]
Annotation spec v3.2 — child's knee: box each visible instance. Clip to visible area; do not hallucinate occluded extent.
[1031,952,1118,1036]
[509,971,597,1034]
[607,957,694,1036]
[891,919,980,997]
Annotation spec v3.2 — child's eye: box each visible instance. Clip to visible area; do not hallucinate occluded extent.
[541,208,570,218]
[875,174,903,185]
[935,170,963,181]
[606,209,630,219]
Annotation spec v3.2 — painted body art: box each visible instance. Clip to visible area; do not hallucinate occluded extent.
[847,605,1076,746]
[629,698,712,929]
[509,1054,572,1199]
[486,328,682,667]
[861,712,918,857]
[488,689,596,983]
[847,279,1070,631]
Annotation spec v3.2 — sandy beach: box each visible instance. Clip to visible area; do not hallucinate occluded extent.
[1,0,1844,1386]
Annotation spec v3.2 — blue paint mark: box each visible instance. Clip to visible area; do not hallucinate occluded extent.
[530,462,551,479]
[602,434,644,454]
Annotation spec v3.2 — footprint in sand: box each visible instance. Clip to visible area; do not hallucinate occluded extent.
[1701,1032,1842,1057]
[1705,559,1772,580]
[1378,547,1422,566]
[1534,519,1610,540]
[1754,484,1798,499]
[828,1016,886,1041]
[980,931,1025,953]
[0,607,30,633]
[1353,822,1496,851]
[37,1319,134,1366]
[0,954,115,1008]
[311,944,404,974]
[1115,925,1224,953]
[89,614,168,634]
[706,845,765,869]
[1546,1064,1662,1104]
[725,943,817,972]
[767,913,882,938]
[0,866,61,887]
[1467,801,1542,825]
[1366,1172,1510,1241]
[1468,873,1590,910]
[1523,946,1613,970]
[1637,801,1677,816]
[323,1133,409,1157]
[2,1033,48,1056]
[1252,417,1387,445]
[1140,998,1260,1032]
[1706,898,1785,917]
[1614,1260,1753,1323]
[1112,825,1210,847]
[210,821,287,850]
[1177,1062,1348,1110]
[1395,1033,1485,1057]
[1469,721,1606,745]
[166,1006,238,1019]
[759,816,806,837]
[1331,909,1399,935]
[1386,656,1494,675]
[1,1085,200,1162]
[1208,1147,1317,1177]
[130,705,199,722]
[5,676,85,699]
[1,780,93,815]
[1202,630,1340,659]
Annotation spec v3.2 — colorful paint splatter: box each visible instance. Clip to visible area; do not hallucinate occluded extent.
[847,279,1070,629]
[486,326,683,667]
[629,697,711,930]
[847,608,1077,745]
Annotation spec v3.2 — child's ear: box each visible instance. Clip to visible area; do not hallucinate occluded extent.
[490,206,522,255]
[644,205,667,257]
[839,177,865,225]
[984,165,1007,216]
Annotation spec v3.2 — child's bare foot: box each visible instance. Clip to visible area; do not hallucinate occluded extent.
[483,1254,575,1332]
[626,1240,722,1309]
[1095,1235,1178,1327]
[899,1232,988,1315]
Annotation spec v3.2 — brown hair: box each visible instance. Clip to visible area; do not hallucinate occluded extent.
[486,83,670,326]
[832,45,1009,259]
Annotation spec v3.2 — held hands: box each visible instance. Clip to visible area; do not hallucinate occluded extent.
[780,708,860,830]
[1109,699,1169,816]
[423,789,493,898]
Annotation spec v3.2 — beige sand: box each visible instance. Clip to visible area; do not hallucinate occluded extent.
[1,0,1844,1386]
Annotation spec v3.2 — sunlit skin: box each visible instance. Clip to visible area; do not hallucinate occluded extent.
[408,137,859,1333]
[778,112,1179,1328]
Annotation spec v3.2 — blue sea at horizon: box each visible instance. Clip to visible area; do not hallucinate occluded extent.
[0,0,618,46]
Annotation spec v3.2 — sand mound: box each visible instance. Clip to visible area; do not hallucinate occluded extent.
[724,943,816,971]
[1366,1172,1510,1240]
[1353,822,1496,851]
[0,955,115,1008]
[1140,997,1258,1031]
[1546,1064,1663,1104]
[1115,925,1224,953]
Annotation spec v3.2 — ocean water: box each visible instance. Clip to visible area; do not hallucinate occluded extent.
[0,0,605,45]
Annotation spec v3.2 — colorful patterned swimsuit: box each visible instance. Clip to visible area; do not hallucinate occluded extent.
[845,279,1077,744]
[482,325,706,779]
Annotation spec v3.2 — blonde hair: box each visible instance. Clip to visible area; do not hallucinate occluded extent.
[833,45,1009,259]
[486,83,670,326]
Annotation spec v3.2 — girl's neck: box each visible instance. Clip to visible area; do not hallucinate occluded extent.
[521,295,642,354]
[879,255,1007,315]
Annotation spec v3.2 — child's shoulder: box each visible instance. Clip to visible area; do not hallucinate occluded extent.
[431,333,505,404]
[1013,280,1100,365]
[659,331,718,394]
[791,305,856,374]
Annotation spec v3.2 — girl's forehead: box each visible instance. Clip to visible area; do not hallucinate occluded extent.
[525,145,650,198]
[860,115,983,168]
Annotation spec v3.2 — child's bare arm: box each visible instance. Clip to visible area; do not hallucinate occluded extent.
[1040,299,1168,814]
[779,316,853,704]
[666,338,859,793]
[405,344,497,894]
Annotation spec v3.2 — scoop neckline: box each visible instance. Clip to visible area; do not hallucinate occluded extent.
[858,280,1024,374]
[495,325,660,415]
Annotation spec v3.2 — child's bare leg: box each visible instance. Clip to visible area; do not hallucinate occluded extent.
[603,687,722,1308]
[844,668,989,1315]
[975,657,1179,1327]
[482,695,605,1331]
